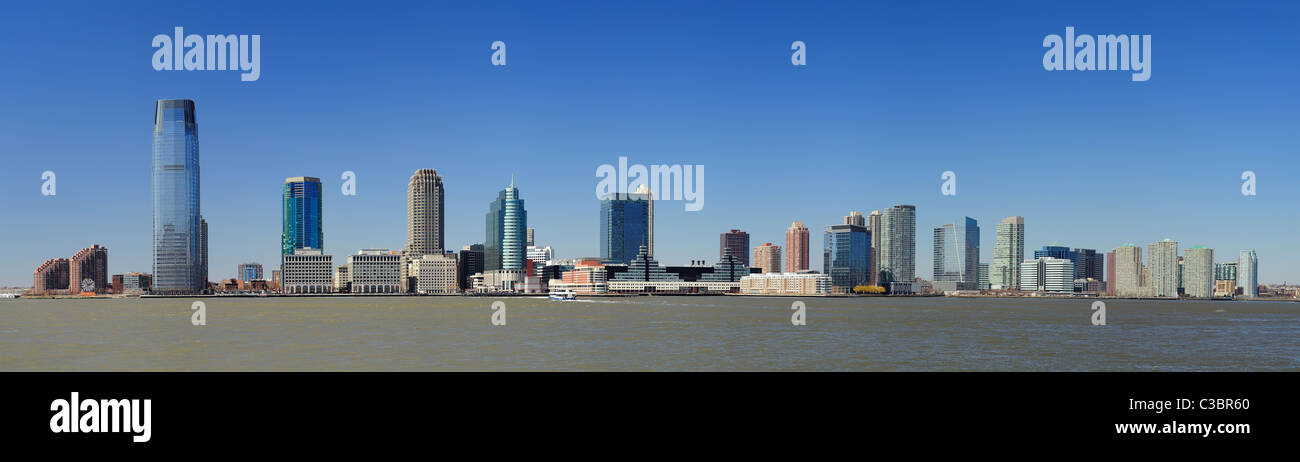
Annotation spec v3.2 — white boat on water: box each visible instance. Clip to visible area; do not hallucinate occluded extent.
[548,290,577,301]
[0,294,20,299]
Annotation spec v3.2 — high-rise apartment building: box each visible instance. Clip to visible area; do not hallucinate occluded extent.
[1113,244,1144,297]
[879,205,916,289]
[867,211,882,286]
[844,211,865,227]
[991,216,1024,290]
[32,258,70,295]
[785,221,810,273]
[1183,246,1214,298]
[752,243,782,274]
[69,244,109,294]
[1238,250,1258,298]
[1148,239,1179,298]
[151,99,206,294]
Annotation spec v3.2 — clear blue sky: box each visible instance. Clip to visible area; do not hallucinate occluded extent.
[1,0,1297,286]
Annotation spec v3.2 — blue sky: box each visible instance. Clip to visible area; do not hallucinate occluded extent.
[1,0,1297,286]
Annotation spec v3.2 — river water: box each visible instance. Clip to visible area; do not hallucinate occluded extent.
[1,296,1296,371]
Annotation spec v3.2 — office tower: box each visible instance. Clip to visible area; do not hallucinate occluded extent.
[32,258,70,295]
[238,263,264,283]
[1238,250,1259,298]
[719,229,751,266]
[1148,239,1179,298]
[485,177,527,271]
[1183,246,1214,298]
[68,244,109,294]
[1073,248,1104,281]
[615,246,682,282]
[991,216,1024,290]
[458,244,485,290]
[977,263,990,290]
[879,205,916,288]
[785,221,810,273]
[282,177,324,255]
[151,99,205,294]
[599,186,651,265]
[411,253,459,294]
[406,169,445,255]
[867,211,882,285]
[281,248,333,294]
[1113,244,1143,296]
[844,210,865,226]
[526,228,535,247]
[348,249,402,293]
[753,243,782,274]
[1105,250,1116,295]
[823,223,870,292]
[1034,245,1073,261]
[1020,257,1074,293]
[932,217,979,291]
[527,245,554,266]
[701,249,751,282]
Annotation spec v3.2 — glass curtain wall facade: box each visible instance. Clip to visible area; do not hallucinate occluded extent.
[599,193,650,265]
[151,99,205,294]
[282,177,324,255]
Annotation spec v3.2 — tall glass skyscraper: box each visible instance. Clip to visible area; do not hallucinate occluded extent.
[599,190,650,265]
[823,223,870,292]
[991,216,1024,290]
[151,99,206,294]
[933,217,979,290]
[282,177,324,255]
[879,204,916,288]
[485,178,527,271]
[1238,249,1259,298]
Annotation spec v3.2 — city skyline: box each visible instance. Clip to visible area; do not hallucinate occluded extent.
[2,2,1298,286]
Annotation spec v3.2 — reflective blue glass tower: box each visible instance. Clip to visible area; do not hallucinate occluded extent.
[823,224,871,291]
[599,193,650,265]
[282,177,324,255]
[151,99,205,294]
[485,177,527,271]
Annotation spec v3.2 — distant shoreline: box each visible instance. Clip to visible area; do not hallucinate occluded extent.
[5,293,1297,303]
